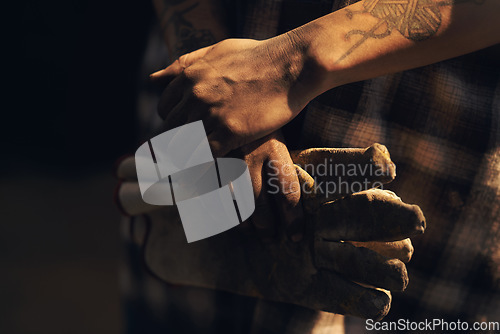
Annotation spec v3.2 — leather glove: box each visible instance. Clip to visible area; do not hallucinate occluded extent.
[114,143,425,320]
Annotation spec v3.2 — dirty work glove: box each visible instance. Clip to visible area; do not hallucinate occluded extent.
[114,144,425,320]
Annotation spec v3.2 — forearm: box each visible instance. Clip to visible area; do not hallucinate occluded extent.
[283,0,500,100]
[153,0,229,60]
[149,0,498,155]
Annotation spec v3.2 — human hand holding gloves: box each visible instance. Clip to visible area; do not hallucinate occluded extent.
[115,143,425,320]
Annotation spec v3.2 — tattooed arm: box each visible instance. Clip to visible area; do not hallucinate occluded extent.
[296,0,500,94]
[151,0,499,156]
[152,0,228,60]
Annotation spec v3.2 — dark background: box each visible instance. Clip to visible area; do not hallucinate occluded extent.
[3,1,154,333]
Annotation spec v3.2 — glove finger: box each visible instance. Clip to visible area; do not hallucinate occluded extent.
[115,156,137,180]
[290,144,395,182]
[290,144,396,204]
[316,189,426,242]
[294,165,321,213]
[115,181,161,216]
[314,240,408,291]
[348,239,414,263]
[306,270,392,320]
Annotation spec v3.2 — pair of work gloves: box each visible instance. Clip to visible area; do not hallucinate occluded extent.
[115,136,426,321]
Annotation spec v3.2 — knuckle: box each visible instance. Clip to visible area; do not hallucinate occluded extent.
[182,66,198,81]
[178,53,190,69]
[221,117,243,138]
[191,83,208,100]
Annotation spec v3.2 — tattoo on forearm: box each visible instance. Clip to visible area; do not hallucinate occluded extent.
[338,0,485,62]
[160,1,216,59]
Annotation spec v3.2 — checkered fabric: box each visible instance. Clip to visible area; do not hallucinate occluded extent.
[300,42,500,331]
[121,1,500,333]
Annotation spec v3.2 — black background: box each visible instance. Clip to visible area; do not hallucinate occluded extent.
[10,0,154,170]
[3,1,154,333]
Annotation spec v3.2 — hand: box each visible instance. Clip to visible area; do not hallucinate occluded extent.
[237,131,304,241]
[114,143,426,320]
[115,130,305,241]
[150,34,317,157]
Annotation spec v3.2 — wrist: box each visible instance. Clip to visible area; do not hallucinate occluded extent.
[287,3,377,95]
[262,29,329,112]
[291,21,352,94]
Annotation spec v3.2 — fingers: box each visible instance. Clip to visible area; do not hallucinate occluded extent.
[315,189,426,242]
[150,46,213,85]
[154,46,217,124]
[114,156,160,216]
[247,160,277,238]
[158,76,185,120]
[150,58,185,86]
[115,156,137,180]
[294,165,323,213]
[348,239,414,263]
[306,270,392,320]
[291,143,396,183]
[242,133,303,240]
[251,182,278,238]
[161,95,216,134]
[238,132,305,241]
[314,240,409,291]
[265,142,305,241]
[290,144,396,206]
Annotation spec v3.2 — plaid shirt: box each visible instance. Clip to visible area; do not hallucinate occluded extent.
[122,1,500,333]
[300,41,500,332]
